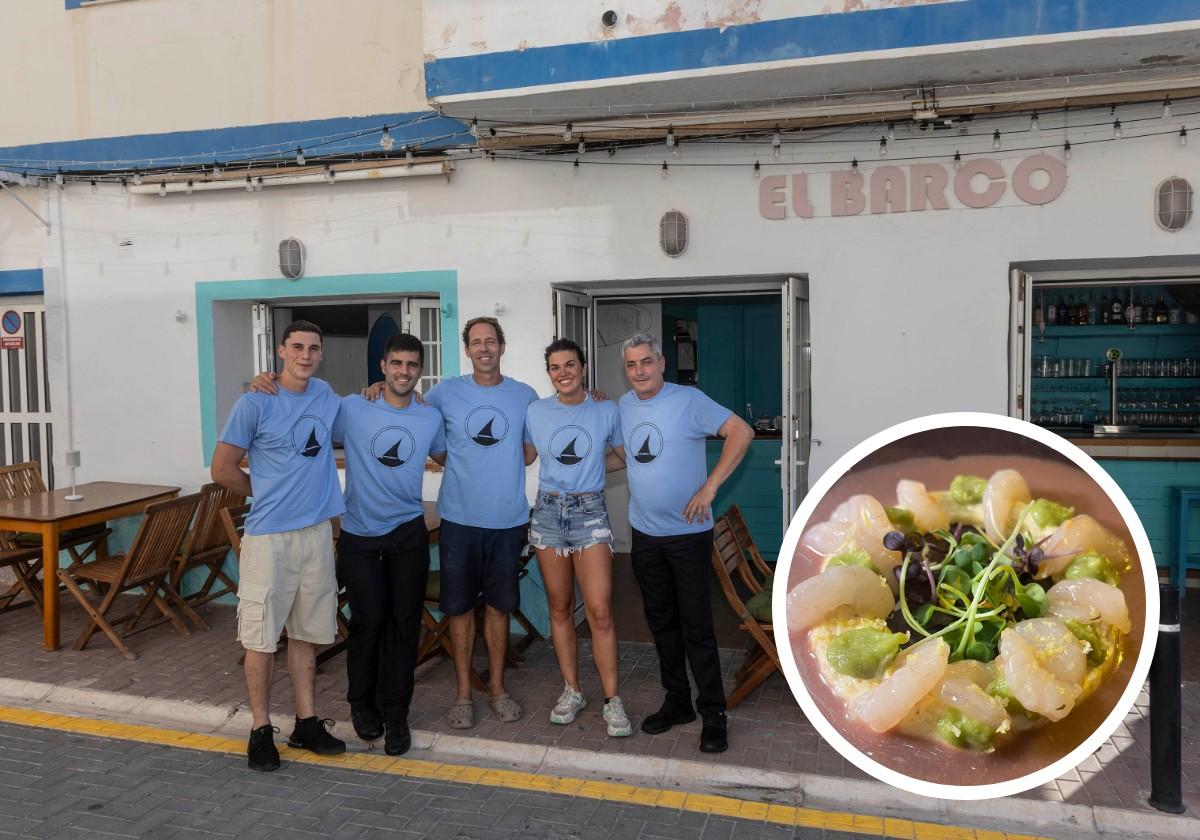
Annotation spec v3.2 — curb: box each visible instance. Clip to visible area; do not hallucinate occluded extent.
[0,678,1191,840]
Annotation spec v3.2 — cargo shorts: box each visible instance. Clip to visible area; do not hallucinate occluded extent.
[236,519,337,652]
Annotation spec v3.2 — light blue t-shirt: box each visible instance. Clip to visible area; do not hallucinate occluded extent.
[332,395,447,538]
[619,382,733,537]
[524,395,621,494]
[219,377,345,537]
[427,374,538,529]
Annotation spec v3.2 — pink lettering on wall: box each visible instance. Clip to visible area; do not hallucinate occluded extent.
[910,164,949,211]
[870,166,907,213]
[831,170,865,216]
[953,159,1006,208]
[1012,153,1068,205]
[791,174,814,218]
[759,175,787,220]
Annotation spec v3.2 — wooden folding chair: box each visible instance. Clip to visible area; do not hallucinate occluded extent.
[0,461,112,565]
[57,494,205,660]
[711,513,782,709]
[173,482,244,606]
[418,570,487,691]
[723,503,774,585]
[0,536,45,614]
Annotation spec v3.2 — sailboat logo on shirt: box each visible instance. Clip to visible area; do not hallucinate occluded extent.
[370,427,416,469]
[627,422,664,465]
[549,426,593,466]
[465,406,510,448]
[289,415,331,459]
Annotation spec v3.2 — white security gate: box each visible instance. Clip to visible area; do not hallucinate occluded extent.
[0,302,53,486]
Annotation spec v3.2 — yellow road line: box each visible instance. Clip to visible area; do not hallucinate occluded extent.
[0,704,1051,840]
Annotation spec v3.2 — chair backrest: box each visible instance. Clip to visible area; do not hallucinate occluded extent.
[180,483,245,562]
[219,503,252,555]
[0,461,46,501]
[713,515,763,594]
[724,504,774,583]
[123,494,202,585]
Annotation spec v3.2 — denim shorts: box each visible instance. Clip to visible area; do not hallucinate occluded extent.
[529,490,614,555]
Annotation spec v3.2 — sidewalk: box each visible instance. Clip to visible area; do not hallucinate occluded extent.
[0,597,1195,839]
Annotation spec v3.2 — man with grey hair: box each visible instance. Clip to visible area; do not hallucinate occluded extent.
[618,332,753,753]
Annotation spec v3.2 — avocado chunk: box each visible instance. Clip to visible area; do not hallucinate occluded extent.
[825,628,907,679]
[1063,552,1119,587]
[935,707,996,751]
[1065,619,1111,667]
[949,475,987,505]
[885,506,915,530]
[1028,499,1075,529]
[826,549,880,576]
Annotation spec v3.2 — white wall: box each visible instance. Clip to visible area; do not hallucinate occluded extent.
[3,0,427,145]
[2,103,1198,504]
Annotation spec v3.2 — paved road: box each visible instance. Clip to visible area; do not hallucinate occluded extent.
[0,720,875,840]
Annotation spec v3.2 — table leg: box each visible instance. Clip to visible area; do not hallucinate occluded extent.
[43,528,60,651]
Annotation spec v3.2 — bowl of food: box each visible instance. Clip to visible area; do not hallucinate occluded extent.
[774,413,1157,799]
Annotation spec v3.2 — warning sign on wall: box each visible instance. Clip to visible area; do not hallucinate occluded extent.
[2,310,24,350]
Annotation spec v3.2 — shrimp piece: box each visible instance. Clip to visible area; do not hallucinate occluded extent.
[938,663,1009,732]
[850,638,950,733]
[896,480,949,533]
[1047,578,1131,634]
[800,520,853,558]
[982,469,1031,543]
[801,495,900,578]
[786,566,895,633]
[997,619,1086,722]
[1038,515,1130,579]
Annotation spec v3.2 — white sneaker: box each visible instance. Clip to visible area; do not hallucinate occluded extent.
[549,685,586,725]
[603,697,633,737]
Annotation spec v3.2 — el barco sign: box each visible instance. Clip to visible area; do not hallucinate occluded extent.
[758,154,1068,220]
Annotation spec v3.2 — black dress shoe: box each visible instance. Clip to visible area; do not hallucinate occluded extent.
[247,724,280,772]
[699,713,728,754]
[351,707,384,741]
[287,716,347,756]
[640,701,696,735]
[384,719,412,756]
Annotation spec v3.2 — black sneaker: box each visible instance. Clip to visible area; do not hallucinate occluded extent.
[699,712,728,754]
[351,706,383,741]
[640,701,696,735]
[247,724,280,772]
[287,716,346,756]
[384,719,411,756]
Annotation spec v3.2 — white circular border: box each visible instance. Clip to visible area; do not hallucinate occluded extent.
[771,411,1160,801]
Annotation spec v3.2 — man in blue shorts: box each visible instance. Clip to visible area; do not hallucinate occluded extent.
[333,333,446,756]
[426,316,537,729]
[618,332,754,754]
[211,320,347,772]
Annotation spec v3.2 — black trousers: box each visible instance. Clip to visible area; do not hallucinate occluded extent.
[336,516,430,720]
[630,528,726,717]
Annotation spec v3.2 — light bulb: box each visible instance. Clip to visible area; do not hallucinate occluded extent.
[54,169,63,186]
[405,148,414,167]
[953,150,962,169]
[119,178,128,194]
[992,130,1001,151]
[1112,118,1122,139]
[245,176,254,192]
[324,166,335,183]
[772,130,781,159]
[665,126,675,147]
[661,161,668,179]
[1180,126,1189,147]
[563,123,573,143]
[851,157,858,170]
[578,139,586,155]
[212,161,223,177]
[1164,96,1173,119]
[255,176,264,191]
[879,137,888,157]
[469,117,478,138]
[90,178,98,193]
[132,170,142,186]
[295,147,305,166]
[1063,140,1072,161]
[158,182,167,197]
[382,126,395,151]
[185,180,193,195]
[573,158,580,176]
[753,161,761,179]
[1030,112,1040,132]
[887,122,896,141]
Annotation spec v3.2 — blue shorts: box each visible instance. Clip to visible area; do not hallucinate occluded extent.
[437,519,525,616]
[528,490,614,555]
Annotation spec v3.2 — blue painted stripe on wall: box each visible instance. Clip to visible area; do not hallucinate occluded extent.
[0,269,44,295]
[425,0,1200,97]
[64,0,85,9]
[0,112,471,176]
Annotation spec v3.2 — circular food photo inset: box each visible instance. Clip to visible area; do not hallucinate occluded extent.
[773,412,1158,800]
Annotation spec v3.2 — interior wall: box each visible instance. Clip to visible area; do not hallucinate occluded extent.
[320,335,370,396]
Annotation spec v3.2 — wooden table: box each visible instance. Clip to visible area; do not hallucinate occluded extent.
[0,482,180,651]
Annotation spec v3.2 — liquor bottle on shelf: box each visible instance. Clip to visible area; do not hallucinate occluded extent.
[1087,292,1098,325]
[1101,293,1111,324]
[1076,294,1087,325]
[1133,290,1145,324]
[1123,289,1135,326]
[1156,295,1168,323]
[1034,292,1044,328]
[1169,295,1183,325]
[1069,294,1080,325]
[1058,294,1069,326]
[1047,295,1057,325]
[1110,292,1123,323]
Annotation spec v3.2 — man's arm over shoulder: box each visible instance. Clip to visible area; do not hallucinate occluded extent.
[211,442,252,497]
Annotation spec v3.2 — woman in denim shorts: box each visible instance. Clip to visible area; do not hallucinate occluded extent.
[523,339,632,737]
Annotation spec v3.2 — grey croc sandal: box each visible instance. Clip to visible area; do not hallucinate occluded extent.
[489,693,523,723]
[448,702,475,730]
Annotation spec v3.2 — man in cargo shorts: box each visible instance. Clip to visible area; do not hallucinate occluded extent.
[211,320,347,771]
